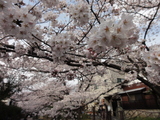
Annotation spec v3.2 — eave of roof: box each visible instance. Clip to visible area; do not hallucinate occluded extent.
[118,87,146,95]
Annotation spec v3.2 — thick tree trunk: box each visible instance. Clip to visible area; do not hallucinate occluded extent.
[137,75,160,97]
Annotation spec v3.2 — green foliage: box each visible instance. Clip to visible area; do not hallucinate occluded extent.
[129,117,160,120]
[0,71,23,120]
[0,101,22,120]
[80,114,91,120]
[0,73,20,101]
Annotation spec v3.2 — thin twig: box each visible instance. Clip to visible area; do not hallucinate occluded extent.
[144,3,160,40]
[28,1,40,13]
[0,35,13,41]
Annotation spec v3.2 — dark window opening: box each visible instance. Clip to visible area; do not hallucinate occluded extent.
[117,78,124,83]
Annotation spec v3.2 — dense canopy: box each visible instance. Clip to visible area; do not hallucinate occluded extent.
[0,0,160,119]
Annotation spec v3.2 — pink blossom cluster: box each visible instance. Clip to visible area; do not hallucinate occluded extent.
[69,2,89,26]
[47,33,75,61]
[142,45,160,83]
[43,11,58,27]
[87,14,139,53]
[0,1,38,40]
[143,45,160,65]
[40,0,59,8]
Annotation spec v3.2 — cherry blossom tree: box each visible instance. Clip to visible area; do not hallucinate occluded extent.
[0,0,160,119]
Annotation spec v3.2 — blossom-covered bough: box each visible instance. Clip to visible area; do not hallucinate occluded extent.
[0,0,160,119]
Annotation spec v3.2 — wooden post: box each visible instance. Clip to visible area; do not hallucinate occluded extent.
[105,105,108,120]
[92,106,95,120]
[77,109,80,120]
[119,111,124,120]
[108,111,112,120]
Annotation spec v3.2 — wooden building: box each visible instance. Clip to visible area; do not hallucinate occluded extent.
[105,82,160,117]
[119,82,160,109]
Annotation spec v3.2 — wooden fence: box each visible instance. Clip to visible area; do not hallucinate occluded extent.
[92,107,160,120]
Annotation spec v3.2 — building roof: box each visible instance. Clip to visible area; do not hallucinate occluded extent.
[118,87,146,95]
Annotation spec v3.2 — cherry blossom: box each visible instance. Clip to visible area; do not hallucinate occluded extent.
[69,2,89,26]
[87,14,139,53]
[0,0,160,119]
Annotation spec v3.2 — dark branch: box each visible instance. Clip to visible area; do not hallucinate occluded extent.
[144,3,160,40]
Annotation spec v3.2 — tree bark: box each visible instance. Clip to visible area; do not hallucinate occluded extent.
[137,75,160,96]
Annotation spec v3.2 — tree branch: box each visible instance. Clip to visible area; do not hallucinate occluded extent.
[144,3,160,40]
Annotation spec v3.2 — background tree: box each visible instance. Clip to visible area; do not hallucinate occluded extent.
[0,70,22,120]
